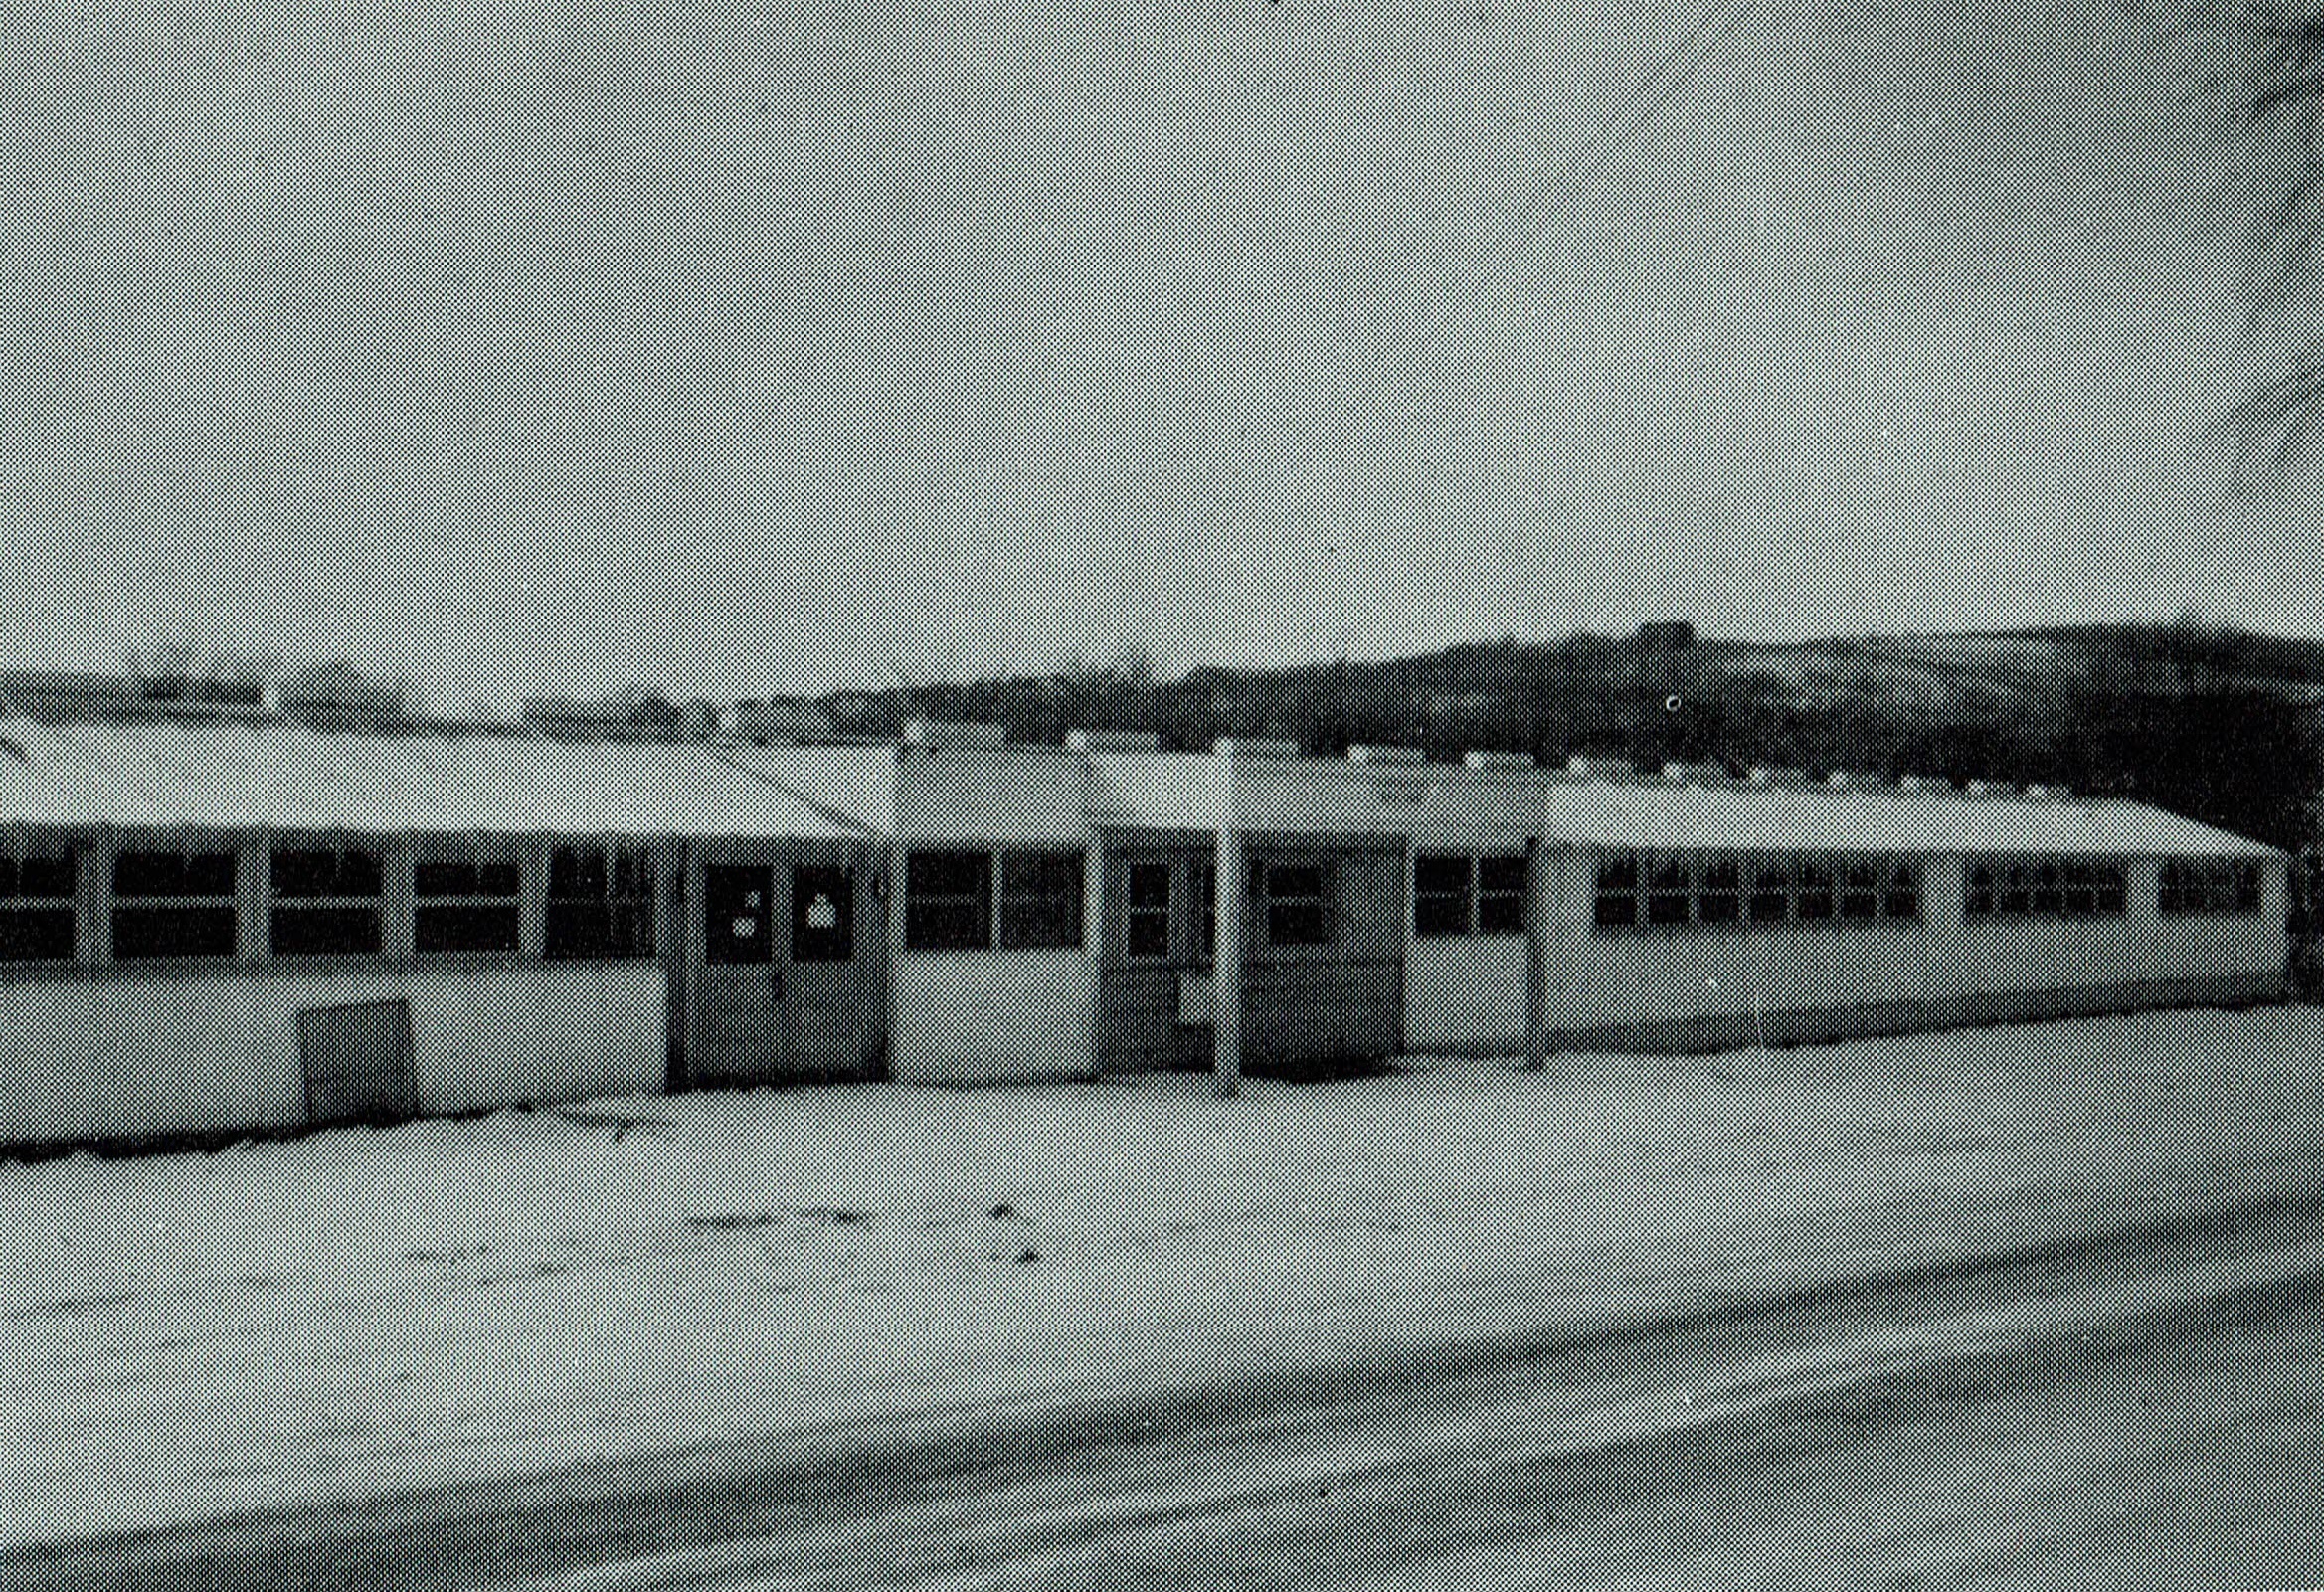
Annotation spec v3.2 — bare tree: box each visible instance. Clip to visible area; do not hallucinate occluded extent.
[2230,0,2324,468]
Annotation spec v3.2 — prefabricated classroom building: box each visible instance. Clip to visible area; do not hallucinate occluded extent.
[0,714,2291,1148]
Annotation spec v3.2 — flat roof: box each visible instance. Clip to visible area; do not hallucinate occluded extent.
[0,717,876,842]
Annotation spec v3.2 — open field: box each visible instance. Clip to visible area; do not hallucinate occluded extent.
[0,1006,2320,1586]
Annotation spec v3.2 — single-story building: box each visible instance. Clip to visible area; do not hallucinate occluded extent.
[0,711,2291,1147]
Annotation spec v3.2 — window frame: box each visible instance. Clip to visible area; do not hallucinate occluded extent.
[998,850,1086,950]
[268,842,386,958]
[0,848,77,963]
[1124,859,1172,960]
[1593,856,1641,930]
[545,841,658,960]
[110,845,241,961]
[413,846,524,957]
[904,850,993,951]
[1413,852,1475,939]
[1476,853,1529,936]
[1261,859,1334,949]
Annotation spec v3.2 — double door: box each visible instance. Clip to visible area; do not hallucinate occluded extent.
[688,845,881,1084]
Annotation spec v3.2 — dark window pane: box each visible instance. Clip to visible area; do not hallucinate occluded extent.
[1477,891,1525,935]
[907,900,990,951]
[1268,865,1326,901]
[272,849,381,899]
[1884,864,1922,919]
[909,851,989,900]
[5,856,75,899]
[113,852,187,897]
[1127,862,1171,911]
[1415,893,1470,938]
[1479,855,1528,897]
[1750,864,1791,923]
[1595,892,1638,929]
[1698,891,1741,924]
[272,850,334,896]
[112,906,237,959]
[415,904,521,954]
[1268,902,1329,946]
[478,863,520,897]
[1795,864,1835,920]
[271,907,381,957]
[1647,891,1691,925]
[998,852,1084,948]
[415,862,477,898]
[1128,912,1170,958]
[546,901,655,959]
[791,866,855,963]
[1415,855,1471,896]
[0,909,74,960]
[551,846,608,900]
[1596,858,1638,892]
[1002,900,1083,949]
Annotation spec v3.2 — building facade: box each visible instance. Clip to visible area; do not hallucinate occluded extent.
[0,713,2292,1147]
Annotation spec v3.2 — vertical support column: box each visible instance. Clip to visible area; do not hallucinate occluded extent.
[1084,837,1108,1080]
[77,830,112,965]
[886,838,910,1080]
[1214,822,1244,1098]
[1522,835,1548,1073]
[237,835,268,963]
[662,839,690,1091]
[381,835,417,961]
[519,836,551,959]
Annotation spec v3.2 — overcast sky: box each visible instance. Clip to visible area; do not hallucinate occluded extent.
[0,0,2312,709]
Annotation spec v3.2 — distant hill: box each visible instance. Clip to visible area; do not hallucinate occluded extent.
[819,621,2324,851]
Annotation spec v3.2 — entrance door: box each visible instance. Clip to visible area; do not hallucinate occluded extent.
[784,862,876,1078]
[693,863,780,1084]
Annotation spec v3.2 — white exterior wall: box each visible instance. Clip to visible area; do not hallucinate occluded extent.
[0,962,666,1146]
[1405,934,1526,1053]
[888,950,1096,1084]
[1547,851,2289,1042]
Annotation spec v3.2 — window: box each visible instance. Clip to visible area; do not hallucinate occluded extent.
[270,846,383,956]
[1971,856,2131,919]
[1839,859,1880,920]
[1749,860,1792,924]
[1000,851,1084,949]
[1126,861,1171,959]
[415,855,522,955]
[1264,862,1332,947]
[546,843,656,958]
[1698,856,1742,924]
[791,865,855,963]
[906,851,991,950]
[1883,862,1922,920]
[113,848,239,959]
[1477,855,1528,935]
[2160,858,2262,916]
[1594,858,1640,929]
[1794,861,1836,922]
[1413,854,1472,938]
[1646,856,1692,926]
[0,851,76,961]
